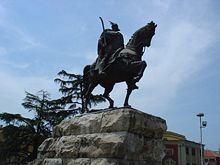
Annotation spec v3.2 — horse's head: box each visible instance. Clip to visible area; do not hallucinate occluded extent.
[126,21,157,51]
[142,21,157,47]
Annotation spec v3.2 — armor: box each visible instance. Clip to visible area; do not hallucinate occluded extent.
[95,22,124,75]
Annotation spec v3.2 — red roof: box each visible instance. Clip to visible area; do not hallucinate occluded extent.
[205,150,220,158]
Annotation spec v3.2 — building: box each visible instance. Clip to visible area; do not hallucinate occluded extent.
[204,150,220,165]
[163,131,203,165]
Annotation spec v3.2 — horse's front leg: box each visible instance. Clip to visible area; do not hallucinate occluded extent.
[103,85,114,108]
[124,83,133,107]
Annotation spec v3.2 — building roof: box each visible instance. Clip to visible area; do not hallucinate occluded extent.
[163,131,186,140]
[163,131,202,147]
[205,150,220,158]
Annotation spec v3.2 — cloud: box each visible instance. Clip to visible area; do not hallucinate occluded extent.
[0,2,42,76]
[153,0,172,11]
[0,0,217,116]
[93,19,215,115]
[0,3,41,52]
[11,25,41,50]
[1,25,41,51]
[127,20,214,114]
[0,59,30,69]
[83,18,215,115]
[0,47,7,56]
[0,3,7,24]
[0,72,58,118]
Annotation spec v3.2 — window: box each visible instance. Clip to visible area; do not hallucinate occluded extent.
[186,147,189,155]
[165,149,173,156]
[192,148,196,156]
[209,158,215,162]
[164,158,176,165]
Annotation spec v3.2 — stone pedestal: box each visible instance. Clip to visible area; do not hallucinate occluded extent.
[30,108,167,165]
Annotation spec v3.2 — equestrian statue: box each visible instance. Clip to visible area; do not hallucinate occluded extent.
[83,18,157,112]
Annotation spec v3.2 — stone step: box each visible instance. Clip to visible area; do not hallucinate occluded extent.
[53,108,166,138]
[38,132,164,161]
[30,158,162,165]
[29,108,167,165]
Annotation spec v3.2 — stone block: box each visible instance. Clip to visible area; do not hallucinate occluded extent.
[53,108,166,138]
[63,158,161,165]
[30,108,167,165]
[38,132,165,161]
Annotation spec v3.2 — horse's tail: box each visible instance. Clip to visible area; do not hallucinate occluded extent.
[82,65,91,96]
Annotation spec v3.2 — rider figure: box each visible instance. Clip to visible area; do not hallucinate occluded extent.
[95,21,124,77]
[95,20,139,90]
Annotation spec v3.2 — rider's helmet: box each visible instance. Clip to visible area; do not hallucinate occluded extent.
[109,21,120,31]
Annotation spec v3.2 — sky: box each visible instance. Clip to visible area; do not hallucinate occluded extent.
[0,0,219,150]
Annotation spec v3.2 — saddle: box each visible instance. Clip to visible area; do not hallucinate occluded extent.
[106,47,139,68]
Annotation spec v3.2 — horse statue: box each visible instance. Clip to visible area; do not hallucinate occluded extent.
[83,21,157,112]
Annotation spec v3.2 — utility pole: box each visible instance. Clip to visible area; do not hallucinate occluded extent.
[197,113,207,165]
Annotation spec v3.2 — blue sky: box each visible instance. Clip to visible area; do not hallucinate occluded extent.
[0,0,219,150]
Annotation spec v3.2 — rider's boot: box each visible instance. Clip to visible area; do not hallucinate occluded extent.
[98,60,108,79]
[131,75,140,90]
[131,61,147,83]
[132,83,139,90]
[132,75,141,82]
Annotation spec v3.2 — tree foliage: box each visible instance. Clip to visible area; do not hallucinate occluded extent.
[54,70,106,113]
[0,70,106,163]
[0,90,74,163]
[0,125,44,164]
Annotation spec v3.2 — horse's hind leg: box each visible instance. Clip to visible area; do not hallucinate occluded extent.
[83,83,97,113]
[103,85,114,108]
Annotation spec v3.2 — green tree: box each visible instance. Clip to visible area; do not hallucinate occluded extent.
[22,90,74,129]
[54,70,105,113]
[0,90,74,163]
[0,70,106,163]
[0,124,43,164]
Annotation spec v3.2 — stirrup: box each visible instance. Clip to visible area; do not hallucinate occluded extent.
[132,84,139,90]
[133,76,140,82]
[99,72,107,78]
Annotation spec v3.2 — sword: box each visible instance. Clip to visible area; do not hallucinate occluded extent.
[99,17,107,46]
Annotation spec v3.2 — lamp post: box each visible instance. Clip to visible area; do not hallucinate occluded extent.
[197,113,207,165]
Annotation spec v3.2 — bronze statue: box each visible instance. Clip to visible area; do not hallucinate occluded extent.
[95,18,124,77]
[83,20,157,112]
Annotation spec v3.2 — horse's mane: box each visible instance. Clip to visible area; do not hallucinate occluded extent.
[126,21,156,49]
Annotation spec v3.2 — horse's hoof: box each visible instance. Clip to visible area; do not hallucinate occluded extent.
[108,106,114,109]
[83,108,89,113]
[124,105,131,108]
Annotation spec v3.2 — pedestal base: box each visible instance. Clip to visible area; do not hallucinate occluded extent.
[29,108,167,165]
